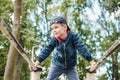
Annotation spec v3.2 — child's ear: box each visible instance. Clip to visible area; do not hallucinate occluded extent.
[63,24,67,31]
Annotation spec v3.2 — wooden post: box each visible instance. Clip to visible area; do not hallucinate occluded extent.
[29,65,42,80]
[86,73,95,80]
[85,66,96,80]
[31,71,41,80]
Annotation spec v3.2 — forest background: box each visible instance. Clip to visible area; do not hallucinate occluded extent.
[0,0,120,80]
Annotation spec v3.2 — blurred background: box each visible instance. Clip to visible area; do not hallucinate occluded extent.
[0,0,120,80]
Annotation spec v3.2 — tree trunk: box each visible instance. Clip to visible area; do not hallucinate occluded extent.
[13,1,22,80]
[14,54,23,80]
[4,46,17,80]
[4,0,21,80]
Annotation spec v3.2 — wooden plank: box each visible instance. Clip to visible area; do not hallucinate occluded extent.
[85,38,120,80]
[0,17,42,80]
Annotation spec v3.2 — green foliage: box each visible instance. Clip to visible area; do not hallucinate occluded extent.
[0,0,13,79]
[40,56,52,79]
[98,74,108,80]
[77,55,88,79]
[0,0,13,17]
[0,35,10,79]
[99,0,120,13]
[20,60,30,80]
[0,0,13,27]
[0,48,9,80]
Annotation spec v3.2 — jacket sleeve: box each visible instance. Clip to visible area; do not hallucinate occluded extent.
[37,37,56,63]
[73,33,93,62]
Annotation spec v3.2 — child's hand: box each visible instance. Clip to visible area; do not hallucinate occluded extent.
[90,60,96,67]
[29,61,40,71]
[34,60,40,67]
[89,60,98,71]
[30,61,42,72]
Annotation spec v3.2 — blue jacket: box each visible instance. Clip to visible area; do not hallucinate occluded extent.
[38,31,93,68]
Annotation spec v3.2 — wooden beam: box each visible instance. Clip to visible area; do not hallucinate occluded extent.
[0,17,42,80]
[85,38,120,80]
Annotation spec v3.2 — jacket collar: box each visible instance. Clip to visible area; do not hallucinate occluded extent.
[55,30,70,42]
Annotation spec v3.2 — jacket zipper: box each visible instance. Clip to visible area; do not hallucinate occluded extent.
[63,43,67,68]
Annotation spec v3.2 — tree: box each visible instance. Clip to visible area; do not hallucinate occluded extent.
[4,0,22,80]
[98,0,120,13]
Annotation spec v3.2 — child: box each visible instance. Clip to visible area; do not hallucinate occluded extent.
[34,16,96,80]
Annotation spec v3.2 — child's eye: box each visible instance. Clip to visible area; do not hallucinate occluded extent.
[51,26,59,31]
[54,26,58,29]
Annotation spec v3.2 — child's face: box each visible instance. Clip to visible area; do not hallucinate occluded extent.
[51,23,67,38]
